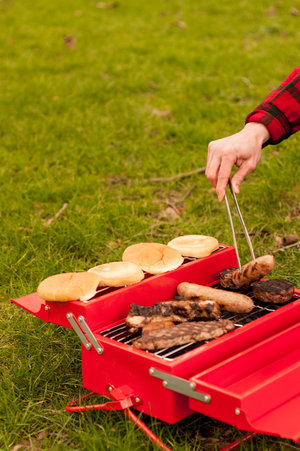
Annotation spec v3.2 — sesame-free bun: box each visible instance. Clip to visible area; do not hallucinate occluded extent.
[122,243,184,275]
[167,235,219,258]
[37,272,102,302]
[88,261,145,287]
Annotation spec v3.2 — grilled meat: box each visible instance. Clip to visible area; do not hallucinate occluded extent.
[177,282,254,313]
[126,299,221,332]
[126,313,184,333]
[219,255,275,289]
[133,319,235,350]
[142,320,174,333]
[252,279,294,304]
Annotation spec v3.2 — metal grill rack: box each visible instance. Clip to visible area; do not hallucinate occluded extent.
[100,292,300,361]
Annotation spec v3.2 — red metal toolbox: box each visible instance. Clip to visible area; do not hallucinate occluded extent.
[12,244,300,449]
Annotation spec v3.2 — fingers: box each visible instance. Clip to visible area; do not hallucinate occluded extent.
[205,158,221,189]
[215,155,235,202]
[231,161,257,194]
[205,143,221,188]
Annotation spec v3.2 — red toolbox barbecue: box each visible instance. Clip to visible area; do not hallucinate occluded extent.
[12,244,300,450]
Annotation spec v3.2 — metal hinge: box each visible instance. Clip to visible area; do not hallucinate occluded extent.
[149,367,211,404]
[66,313,103,354]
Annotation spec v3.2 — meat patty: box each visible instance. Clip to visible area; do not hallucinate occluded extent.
[252,279,294,304]
[133,319,235,350]
[126,299,221,332]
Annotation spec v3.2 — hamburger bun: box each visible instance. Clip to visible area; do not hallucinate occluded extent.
[37,272,101,302]
[122,242,183,275]
[167,235,219,258]
[88,261,144,287]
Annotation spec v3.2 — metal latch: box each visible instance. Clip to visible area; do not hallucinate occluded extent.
[66,313,103,354]
[149,367,211,404]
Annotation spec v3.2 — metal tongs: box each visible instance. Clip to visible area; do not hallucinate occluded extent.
[224,178,255,270]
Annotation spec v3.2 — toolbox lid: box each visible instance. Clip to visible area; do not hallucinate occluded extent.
[188,314,300,442]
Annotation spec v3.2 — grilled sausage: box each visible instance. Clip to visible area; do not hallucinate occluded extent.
[177,282,254,313]
[220,255,275,289]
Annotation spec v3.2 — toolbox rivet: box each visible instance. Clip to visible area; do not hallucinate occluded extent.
[204,395,210,403]
[135,397,140,403]
[107,385,113,392]
[189,382,196,390]
[149,368,154,375]
[86,344,92,351]
[163,380,168,388]
[45,305,50,311]
[235,408,241,416]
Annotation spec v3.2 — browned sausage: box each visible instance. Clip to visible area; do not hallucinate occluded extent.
[177,282,254,313]
[220,255,275,289]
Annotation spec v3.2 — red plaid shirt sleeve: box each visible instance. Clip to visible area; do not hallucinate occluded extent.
[246,67,300,145]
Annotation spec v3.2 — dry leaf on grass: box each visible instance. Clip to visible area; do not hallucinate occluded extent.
[63,35,76,49]
[266,7,275,16]
[274,233,283,247]
[159,206,181,221]
[283,234,299,245]
[152,108,172,119]
[290,7,299,16]
[172,20,187,28]
[291,205,300,217]
[106,239,122,249]
[96,1,118,9]
[12,431,49,451]
[149,81,157,90]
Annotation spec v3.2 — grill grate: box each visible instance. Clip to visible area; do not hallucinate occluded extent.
[99,290,300,361]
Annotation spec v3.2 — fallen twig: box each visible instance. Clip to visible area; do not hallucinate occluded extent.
[131,231,171,239]
[106,226,125,239]
[165,200,181,214]
[180,183,197,202]
[45,203,68,227]
[241,76,254,89]
[272,241,300,253]
[148,167,205,183]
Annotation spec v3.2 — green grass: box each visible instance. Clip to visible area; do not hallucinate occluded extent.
[0,0,300,449]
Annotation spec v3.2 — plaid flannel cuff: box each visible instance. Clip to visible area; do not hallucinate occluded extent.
[246,104,292,145]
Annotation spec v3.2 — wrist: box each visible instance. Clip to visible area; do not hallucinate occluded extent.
[244,122,271,145]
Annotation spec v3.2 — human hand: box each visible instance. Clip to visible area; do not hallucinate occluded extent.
[205,122,270,201]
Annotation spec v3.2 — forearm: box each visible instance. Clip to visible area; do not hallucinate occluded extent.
[246,67,300,145]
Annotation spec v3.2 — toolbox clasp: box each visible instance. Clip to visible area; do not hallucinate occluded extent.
[149,367,211,404]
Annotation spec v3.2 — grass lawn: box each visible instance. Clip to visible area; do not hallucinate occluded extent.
[0,0,299,449]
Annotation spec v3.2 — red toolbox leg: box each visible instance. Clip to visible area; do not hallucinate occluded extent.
[66,388,172,451]
[220,432,257,450]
